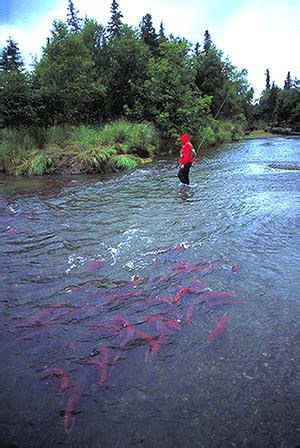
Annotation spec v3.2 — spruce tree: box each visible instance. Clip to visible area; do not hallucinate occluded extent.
[158,21,167,44]
[203,30,212,54]
[265,68,271,89]
[284,71,292,89]
[139,13,158,53]
[1,38,24,73]
[194,42,201,57]
[107,0,123,38]
[66,0,82,33]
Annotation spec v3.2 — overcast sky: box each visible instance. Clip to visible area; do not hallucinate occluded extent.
[1,0,299,98]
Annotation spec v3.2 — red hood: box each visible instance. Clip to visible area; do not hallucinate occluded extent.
[180,133,189,145]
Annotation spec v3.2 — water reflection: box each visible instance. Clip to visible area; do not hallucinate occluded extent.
[176,185,196,202]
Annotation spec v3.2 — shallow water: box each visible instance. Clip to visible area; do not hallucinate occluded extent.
[0,137,299,448]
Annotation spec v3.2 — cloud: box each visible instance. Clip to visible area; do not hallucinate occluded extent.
[218,1,300,96]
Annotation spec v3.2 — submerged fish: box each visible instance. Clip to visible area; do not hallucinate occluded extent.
[87,322,121,336]
[206,299,240,312]
[231,263,238,273]
[183,304,197,325]
[40,367,69,392]
[173,285,197,303]
[64,377,86,435]
[112,316,134,333]
[191,279,209,291]
[85,260,106,272]
[134,330,159,352]
[85,358,108,386]
[199,290,232,302]
[206,314,229,341]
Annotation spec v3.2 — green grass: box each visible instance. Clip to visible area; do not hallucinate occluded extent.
[111,154,138,170]
[0,121,159,175]
[244,130,274,139]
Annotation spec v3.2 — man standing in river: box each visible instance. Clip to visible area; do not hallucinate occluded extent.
[178,133,196,185]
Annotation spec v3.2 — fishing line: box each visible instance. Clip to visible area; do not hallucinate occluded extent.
[196,95,228,155]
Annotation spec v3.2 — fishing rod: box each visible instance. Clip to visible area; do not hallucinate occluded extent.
[196,95,228,156]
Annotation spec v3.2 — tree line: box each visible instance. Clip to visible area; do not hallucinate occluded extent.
[1,0,299,151]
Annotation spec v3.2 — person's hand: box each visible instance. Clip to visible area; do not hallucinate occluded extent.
[180,164,184,169]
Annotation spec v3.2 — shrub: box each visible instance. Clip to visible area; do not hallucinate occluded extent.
[111,154,138,170]
[70,125,102,151]
[76,146,116,170]
[46,126,70,147]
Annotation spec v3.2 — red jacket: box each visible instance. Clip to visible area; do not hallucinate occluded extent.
[180,142,194,164]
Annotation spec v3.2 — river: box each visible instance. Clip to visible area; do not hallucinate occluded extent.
[0,137,299,448]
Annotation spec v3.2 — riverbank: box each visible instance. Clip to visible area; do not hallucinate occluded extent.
[243,130,275,139]
[0,122,158,176]
[0,120,245,176]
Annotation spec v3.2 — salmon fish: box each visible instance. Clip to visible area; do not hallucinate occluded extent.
[64,377,86,435]
[206,315,229,341]
[199,290,232,301]
[41,367,69,392]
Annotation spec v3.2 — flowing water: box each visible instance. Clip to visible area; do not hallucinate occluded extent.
[0,137,299,448]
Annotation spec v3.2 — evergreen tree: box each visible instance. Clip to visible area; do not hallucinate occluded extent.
[107,0,123,38]
[259,81,279,124]
[139,13,158,53]
[194,42,201,57]
[158,21,167,44]
[0,71,35,127]
[66,0,82,33]
[284,71,292,89]
[1,38,24,73]
[104,26,150,118]
[195,46,226,116]
[203,30,212,54]
[265,68,270,89]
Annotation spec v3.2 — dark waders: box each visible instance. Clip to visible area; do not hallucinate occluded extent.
[178,162,192,185]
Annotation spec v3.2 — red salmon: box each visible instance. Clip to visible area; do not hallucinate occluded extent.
[231,263,238,273]
[85,260,106,272]
[40,367,69,392]
[206,315,229,341]
[87,322,121,335]
[64,377,86,435]
[199,290,232,301]
[184,304,196,325]
[85,358,107,386]
[112,316,134,333]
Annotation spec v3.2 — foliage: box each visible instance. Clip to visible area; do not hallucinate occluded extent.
[98,120,158,155]
[34,20,105,125]
[1,37,24,73]
[111,154,138,170]
[107,0,123,39]
[66,0,82,33]
[46,126,70,146]
[0,71,36,127]
[76,146,116,170]
[70,125,103,151]
[139,13,158,54]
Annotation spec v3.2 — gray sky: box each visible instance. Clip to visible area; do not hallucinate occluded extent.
[1,0,299,97]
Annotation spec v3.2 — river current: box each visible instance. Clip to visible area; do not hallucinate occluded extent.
[0,137,299,447]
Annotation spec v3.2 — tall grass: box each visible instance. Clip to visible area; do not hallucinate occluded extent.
[0,121,159,175]
[0,129,37,174]
[111,154,138,170]
[196,120,243,148]
[70,121,159,157]
[76,146,117,171]
[46,126,70,147]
